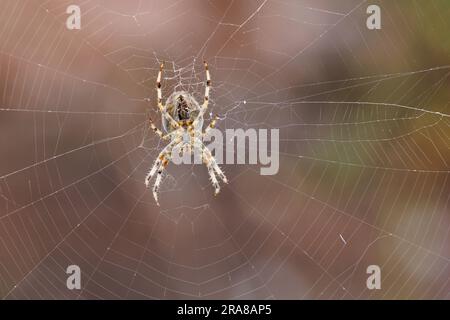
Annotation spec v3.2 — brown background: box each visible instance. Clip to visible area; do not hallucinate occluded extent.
[0,0,449,299]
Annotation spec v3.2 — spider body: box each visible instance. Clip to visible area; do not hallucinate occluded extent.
[162,91,202,133]
[145,62,227,205]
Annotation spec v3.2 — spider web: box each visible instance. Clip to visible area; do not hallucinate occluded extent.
[0,0,449,299]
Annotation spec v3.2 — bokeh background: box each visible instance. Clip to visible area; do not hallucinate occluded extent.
[0,0,449,299]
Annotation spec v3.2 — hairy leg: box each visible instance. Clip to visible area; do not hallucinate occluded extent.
[156,62,180,129]
[145,138,181,188]
[196,138,227,184]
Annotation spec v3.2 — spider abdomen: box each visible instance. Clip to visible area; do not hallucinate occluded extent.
[162,91,202,133]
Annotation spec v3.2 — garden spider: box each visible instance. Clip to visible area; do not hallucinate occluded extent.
[145,61,227,205]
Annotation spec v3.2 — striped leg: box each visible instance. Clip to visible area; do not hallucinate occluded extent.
[148,116,168,140]
[156,62,180,129]
[205,157,220,195]
[152,157,170,206]
[145,138,180,188]
[198,139,227,184]
[192,61,211,128]
[203,60,211,108]
[203,114,218,136]
[192,141,220,195]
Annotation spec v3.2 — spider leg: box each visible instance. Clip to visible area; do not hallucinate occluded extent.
[192,141,220,195]
[156,62,180,130]
[197,139,227,183]
[145,151,165,189]
[144,138,180,188]
[202,60,211,108]
[203,114,219,136]
[162,128,182,141]
[191,61,211,129]
[148,115,169,140]
[152,157,170,206]
[193,138,227,196]
[203,146,228,184]
[205,157,220,195]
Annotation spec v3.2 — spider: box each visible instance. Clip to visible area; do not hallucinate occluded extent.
[145,61,227,205]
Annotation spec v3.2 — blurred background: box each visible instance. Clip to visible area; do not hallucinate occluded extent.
[0,0,449,299]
